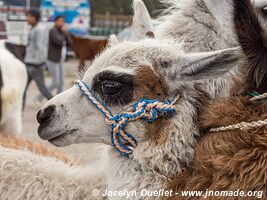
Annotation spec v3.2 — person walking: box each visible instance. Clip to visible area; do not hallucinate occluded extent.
[23,9,53,108]
[46,15,71,95]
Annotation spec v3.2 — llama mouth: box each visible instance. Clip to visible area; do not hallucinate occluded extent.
[48,133,70,147]
[38,125,78,142]
[47,129,79,146]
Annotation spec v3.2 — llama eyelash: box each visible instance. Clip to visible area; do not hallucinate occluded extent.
[118,97,127,105]
[101,93,126,107]
[77,64,91,80]
[78,69,85,80]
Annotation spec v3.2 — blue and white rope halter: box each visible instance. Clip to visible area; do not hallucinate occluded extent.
[75,80,179,156]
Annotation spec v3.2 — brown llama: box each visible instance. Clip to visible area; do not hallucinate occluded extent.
[70,34,108,71]
[164,0,267,199]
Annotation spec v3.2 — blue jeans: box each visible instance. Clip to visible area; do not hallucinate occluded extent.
[46,60,64,93]
[23,63,53,108]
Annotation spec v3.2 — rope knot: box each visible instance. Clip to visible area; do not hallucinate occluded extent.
[107,98,178,156]
[75,80,179,156]
[133,98,177,122]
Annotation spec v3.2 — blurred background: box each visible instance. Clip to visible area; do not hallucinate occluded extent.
[0,0,161,43]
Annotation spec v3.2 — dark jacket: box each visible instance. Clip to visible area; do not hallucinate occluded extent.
[47,27,71,62]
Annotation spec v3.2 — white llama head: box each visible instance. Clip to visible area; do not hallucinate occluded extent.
[37,0,241,150]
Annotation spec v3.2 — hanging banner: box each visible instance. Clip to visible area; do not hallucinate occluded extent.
[40,0,91,36]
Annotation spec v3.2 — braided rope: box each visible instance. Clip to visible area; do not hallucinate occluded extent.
[75,80,113,118]
[75,80,179,156]
[210,119,267,132]
[249,92,267,101]
[210,92,267,132]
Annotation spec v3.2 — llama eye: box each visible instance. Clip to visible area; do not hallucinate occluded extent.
[92,71,133,106]
[101,80,122,96]
[262,7,267,15]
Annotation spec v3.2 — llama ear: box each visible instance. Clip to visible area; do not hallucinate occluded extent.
[132,0,154,40]
[108,34,120,47]
[179,47,242,81]
[203,0,233,28]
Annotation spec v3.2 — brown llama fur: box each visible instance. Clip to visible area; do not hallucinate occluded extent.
[0,134,77,165]
[134,66,210,144]
[166,98,267,200]
[164,0,267,199]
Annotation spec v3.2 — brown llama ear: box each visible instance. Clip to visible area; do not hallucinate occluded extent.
[178,47,242,82]
[132,0,154,40]
[234,0,267,94]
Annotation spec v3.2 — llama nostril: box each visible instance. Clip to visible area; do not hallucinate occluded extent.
[37,105,56,124]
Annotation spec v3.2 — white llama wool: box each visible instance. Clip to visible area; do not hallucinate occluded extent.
[156,0,267,98]
[0,145,105,200]
[0,40,27,135]
[34,1,242,199]
[155,0,238,98]
[36,43,241,200]
[0,1,246,199]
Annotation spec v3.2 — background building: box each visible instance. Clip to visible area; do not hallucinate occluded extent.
[0,0,161,43]
[0,0,92,43]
